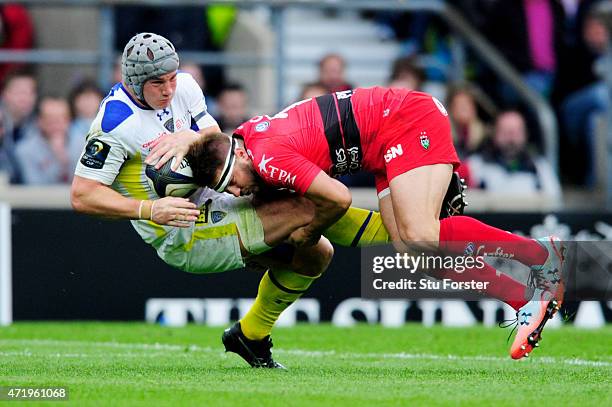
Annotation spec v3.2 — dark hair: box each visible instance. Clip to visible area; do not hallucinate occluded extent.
[389,56,425,83]
[300,81,327,99]
[1,67,37,93]
[188,132,232,187]
[319,53,345,69]
[68,79,104,118]
[446,82,475,104]
[220,82,245,94]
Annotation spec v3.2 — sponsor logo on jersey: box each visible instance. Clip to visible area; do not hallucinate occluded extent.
[80,139,111,169]
[420,132,430,150]
[211,211,227,224]
[334,148,347,175]
[384,144,403,163]
[258,154,296,186]
[255,121,270,132]
[335,90,353,100]
[258,154,274,174]
[383,108,390,117]
[432,97,448,116]
[196,199,212,225]
[142,134,164,150]
[156,108,170,121]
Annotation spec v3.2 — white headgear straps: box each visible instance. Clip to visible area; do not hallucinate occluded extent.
[213,135,237,193]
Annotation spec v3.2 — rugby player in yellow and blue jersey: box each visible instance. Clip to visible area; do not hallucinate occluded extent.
[71,33,390,369]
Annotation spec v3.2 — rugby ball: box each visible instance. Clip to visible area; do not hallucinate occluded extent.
[145,157,198,198]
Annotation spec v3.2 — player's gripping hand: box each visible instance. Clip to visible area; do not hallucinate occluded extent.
[151,197,200,228]
[145,130,201,171]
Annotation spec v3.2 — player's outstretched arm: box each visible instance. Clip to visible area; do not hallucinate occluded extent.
[289,171,352,247]
[71,175,200,227]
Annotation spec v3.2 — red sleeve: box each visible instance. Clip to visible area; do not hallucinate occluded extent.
[1,6,34,49]
[374,173,389,196]
[0,5,34,82]
[251,142,322,195]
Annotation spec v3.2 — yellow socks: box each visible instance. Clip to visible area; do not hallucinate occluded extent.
[240,269,318,340]
[240,207,389,340]
[323,207,390,247]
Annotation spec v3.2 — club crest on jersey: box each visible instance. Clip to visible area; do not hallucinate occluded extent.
[420,132,430,150]
[211,211,227,223]
[255,121,270,132]
[163,118,174,132]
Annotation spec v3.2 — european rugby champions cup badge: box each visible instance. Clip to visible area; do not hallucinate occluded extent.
[419,131,430,150]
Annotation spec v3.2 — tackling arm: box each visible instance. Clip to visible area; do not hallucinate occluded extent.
[289,171,352,246]
[145,125,222,170]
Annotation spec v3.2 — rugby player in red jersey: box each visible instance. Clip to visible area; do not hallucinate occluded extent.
[189,87,565,359]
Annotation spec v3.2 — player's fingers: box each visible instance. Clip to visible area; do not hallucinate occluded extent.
[144,145,163,164]
[171,152,185,171]
[167,220,191,228]
[169,198,197,209]
[145,144,170,166]
[155,150,176,169]
[174,209,200,219]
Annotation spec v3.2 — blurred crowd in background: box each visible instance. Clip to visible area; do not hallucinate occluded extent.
[0,0,608,205]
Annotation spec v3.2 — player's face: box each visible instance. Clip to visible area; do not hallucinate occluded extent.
[224,154,260,197]
[142,71,178,110]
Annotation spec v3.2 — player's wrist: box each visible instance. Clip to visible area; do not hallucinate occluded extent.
[138,200,153,220]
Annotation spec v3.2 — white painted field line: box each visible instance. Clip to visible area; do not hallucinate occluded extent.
[0,338,211,352]
[278,349,612,367]
[1,338,611,368]
[0,350,188,359]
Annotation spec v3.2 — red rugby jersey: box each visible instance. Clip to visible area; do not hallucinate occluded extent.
[233,87,423,194]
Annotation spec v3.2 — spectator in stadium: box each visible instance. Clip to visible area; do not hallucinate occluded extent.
[112,55,123,86]
[317,53,353,93]
[446,83,488,157]
[215,83,249,133]
[552,0,603,105]
[300,82,327,100]
[192,88,565,360]
[446,83,490,187]
[0,4,34,84]
[15,96,82,184]
[73,33,393,370]
[68,79,104,142]
[0,107,20,183]
[388,56,425,91]
[1,69,38,146]
[180,62,206,90]
[467,110,561,199]
[559,7,609,186]
[180,61,218,116]
[484,0,565,102]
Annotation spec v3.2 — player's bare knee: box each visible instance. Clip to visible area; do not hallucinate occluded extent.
[292,237,334,277]
[397,222,440,251]
[314,237,334,272]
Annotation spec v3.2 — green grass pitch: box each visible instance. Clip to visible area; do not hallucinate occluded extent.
[1,322,611,406]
